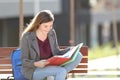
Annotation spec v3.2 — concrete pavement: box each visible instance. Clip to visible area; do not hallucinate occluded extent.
[88,55,120,70]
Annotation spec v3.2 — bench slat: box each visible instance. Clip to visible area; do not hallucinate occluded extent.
[0,59,11,64]
[0,71,12,74]
[76,65,87,68]
[81,58,88,63]
[0,66,12,69]
[0,47,16,57]
[80,46,88,56]
[69,70,87,73]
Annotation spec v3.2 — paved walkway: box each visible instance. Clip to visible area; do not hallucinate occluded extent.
[88,55,120,70]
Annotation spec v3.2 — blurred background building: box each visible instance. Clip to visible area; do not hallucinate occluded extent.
[0,0,120,47]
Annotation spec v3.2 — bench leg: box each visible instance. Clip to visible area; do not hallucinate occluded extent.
[71,73,75,78]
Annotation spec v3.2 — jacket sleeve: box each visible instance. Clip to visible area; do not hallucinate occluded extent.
[20,33,35,68]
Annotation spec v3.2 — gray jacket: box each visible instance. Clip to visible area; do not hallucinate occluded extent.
[20,29,70,80]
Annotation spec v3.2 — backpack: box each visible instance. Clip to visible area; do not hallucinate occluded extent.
[10,48,28,80]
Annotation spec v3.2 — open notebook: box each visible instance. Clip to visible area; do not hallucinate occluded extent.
[47,43,83,66]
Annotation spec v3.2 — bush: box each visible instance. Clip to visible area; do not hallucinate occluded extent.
[88,43,120,60]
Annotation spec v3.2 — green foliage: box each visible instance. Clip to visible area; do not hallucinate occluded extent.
[88,43,120,60]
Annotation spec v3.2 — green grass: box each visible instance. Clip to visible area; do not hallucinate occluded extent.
[88,43,120,60]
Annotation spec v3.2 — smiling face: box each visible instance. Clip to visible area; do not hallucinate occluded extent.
[38,21,53,34]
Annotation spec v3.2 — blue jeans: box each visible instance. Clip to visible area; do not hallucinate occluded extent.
[33,52,82,80]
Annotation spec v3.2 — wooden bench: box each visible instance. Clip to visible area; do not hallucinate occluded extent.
[0,46,88,79]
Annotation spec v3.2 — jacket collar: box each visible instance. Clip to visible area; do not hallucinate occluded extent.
[29,29,54,57]
[29,32,40,56]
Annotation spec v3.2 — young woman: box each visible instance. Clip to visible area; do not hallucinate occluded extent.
[21,10,82,80]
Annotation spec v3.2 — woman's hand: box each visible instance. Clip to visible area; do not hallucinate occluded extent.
[34,60,49,68]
